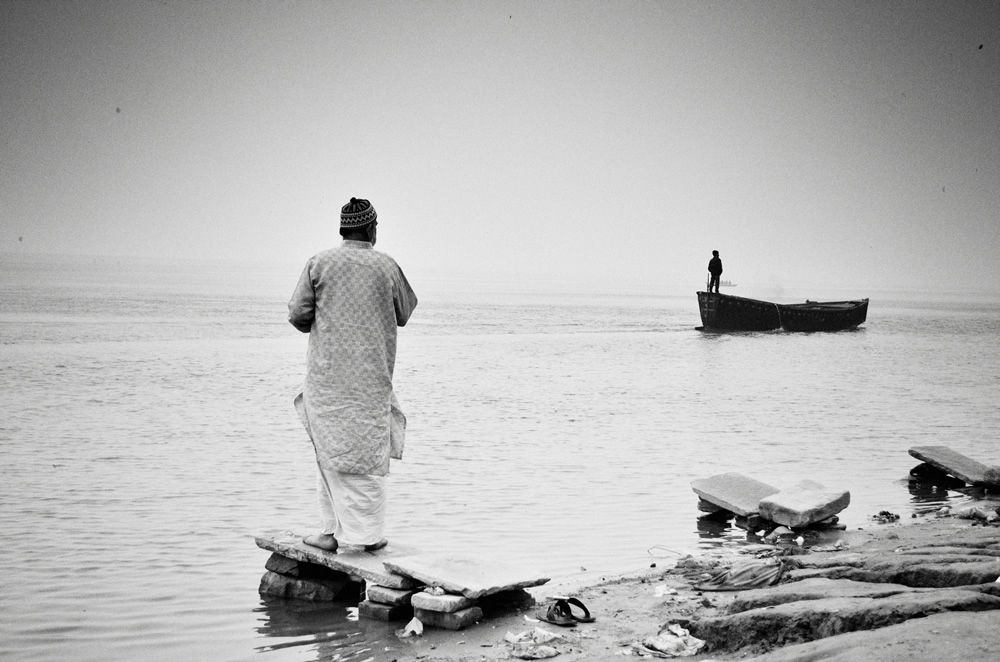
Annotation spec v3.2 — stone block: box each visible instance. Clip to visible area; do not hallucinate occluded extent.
[691,472,780,517]
[758,481,850,529]
[265,553,353,581]
[265,553,301,576]
[414,606,483,630]
[258,571,357,601]
[383,555,549,599]
[359,599,413,621]
[367,584,416,606]
[411,591,478,613]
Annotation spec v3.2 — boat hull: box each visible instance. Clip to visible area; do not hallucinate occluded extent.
[776,299,869,332]
[697,292,781,331]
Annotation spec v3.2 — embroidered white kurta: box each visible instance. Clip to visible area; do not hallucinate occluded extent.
[288,240,417,476]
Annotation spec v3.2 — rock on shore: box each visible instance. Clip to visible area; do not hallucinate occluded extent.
[381,514,1000,662]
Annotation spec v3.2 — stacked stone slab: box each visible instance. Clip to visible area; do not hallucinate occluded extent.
[358,584,417,621]
[255,535,549,630]
[409,590,483,630]
[258,552,361,601]
[380,555,549,630]
[691,472,780,518]
[691,473,850,530]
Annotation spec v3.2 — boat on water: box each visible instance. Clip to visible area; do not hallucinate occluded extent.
[697,291,781,331]
[776,298,869,332]
[697,292,868,332]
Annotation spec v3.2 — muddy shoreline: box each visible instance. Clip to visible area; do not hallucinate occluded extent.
[378,506,1000,662]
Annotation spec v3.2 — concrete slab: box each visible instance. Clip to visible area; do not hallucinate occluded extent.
[255,534,421,590]
[909,445,998,486]
[367,585,416,606]
[411,591,478,613]
[383,555,550,599]
[691,472,780,517]
[758,481,851,528]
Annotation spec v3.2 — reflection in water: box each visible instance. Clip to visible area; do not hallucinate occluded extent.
[695,511,763,546]
[905,461,976,516]
[254,595,379,660]
[253,589,537,661]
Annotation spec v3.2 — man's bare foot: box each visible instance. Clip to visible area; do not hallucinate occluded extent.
[303,533,338,552]
[363,538,388,552]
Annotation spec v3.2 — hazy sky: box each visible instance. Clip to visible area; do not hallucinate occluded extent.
[2,1,998,295]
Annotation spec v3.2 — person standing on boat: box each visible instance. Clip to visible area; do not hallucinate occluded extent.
[707,250,723,293]
[288,196,418,553]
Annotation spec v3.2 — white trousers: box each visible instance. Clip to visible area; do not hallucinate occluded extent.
[316,464,386,546]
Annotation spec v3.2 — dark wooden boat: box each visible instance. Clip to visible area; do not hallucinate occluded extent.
[776,298,868,332]
[697,291,781,331]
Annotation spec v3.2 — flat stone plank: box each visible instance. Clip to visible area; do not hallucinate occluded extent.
[741,610,1000,662]
[691,473,780,517]
[265,552,302,577]
[383,555,550,599]
[255,534,421,589]
[757,481,851,528]
[839,557,1000,587]
[726,577,928,614]
[909,445,993,486]
[688,588,1000,654]
[358,599,413,621]
[264,552,357,581]
[366,585,416,606]
[411,591,478,613]
[414,606,484,630]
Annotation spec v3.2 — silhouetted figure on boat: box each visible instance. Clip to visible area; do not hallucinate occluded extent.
[707,250,723,293]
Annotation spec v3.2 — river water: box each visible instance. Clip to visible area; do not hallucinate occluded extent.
[2,254,999,661]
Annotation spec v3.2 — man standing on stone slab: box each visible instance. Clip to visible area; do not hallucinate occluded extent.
[288,196,418,553]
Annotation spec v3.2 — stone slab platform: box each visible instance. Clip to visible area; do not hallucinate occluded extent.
[758,480,850,529]
[383,555,550,599]
[255,534,421,590]
[909,445,998,486]
[691,472,781,517]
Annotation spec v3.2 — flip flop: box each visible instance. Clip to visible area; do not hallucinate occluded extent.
[564,597,595,622]
[536,599,576,627]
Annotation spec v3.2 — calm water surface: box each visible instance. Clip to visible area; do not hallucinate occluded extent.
[2,254,999,661]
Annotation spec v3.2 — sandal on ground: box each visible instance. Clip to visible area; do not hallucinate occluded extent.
[536,599,576,627]
[564,597,595,622]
